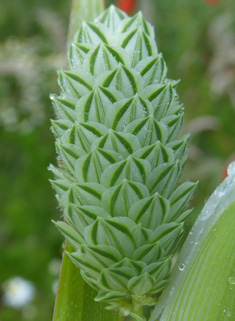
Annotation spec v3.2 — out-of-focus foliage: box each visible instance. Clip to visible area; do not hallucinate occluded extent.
[0,1,69,320]
[0,0,234,320]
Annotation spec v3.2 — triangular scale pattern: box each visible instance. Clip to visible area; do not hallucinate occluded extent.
[50,5,198,320]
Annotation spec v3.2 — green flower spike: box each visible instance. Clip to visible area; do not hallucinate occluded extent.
[50,5,198,321]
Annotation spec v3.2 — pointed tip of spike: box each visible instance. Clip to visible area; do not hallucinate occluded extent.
[109,4,115,11]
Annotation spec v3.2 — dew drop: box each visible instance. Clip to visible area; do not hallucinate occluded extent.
[218,190,225,198]
[50,94,56,101]
[228,276,235,285]
[178,263,185,271]
[169,286,175,296]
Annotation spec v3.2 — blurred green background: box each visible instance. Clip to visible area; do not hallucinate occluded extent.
[0,0,234,320]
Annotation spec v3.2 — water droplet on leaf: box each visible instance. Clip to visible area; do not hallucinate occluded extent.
[228,276,235,285]
[178,263,185,271]
[50,94,56,101]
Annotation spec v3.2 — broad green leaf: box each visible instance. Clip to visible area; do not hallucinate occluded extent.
[157,203,235,320]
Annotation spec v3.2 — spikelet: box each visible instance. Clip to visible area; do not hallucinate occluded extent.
[50,5,198,320]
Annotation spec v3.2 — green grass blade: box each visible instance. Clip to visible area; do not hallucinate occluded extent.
[53,242,123,321]
[150,162,235,321]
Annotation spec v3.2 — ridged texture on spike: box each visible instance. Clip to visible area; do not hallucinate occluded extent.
[50,5,197,320]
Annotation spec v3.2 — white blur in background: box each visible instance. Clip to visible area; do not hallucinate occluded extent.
[2,277,35,308]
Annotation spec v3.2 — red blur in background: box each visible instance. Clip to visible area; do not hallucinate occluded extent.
[205,0,221,5]
[116,0,137,14]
